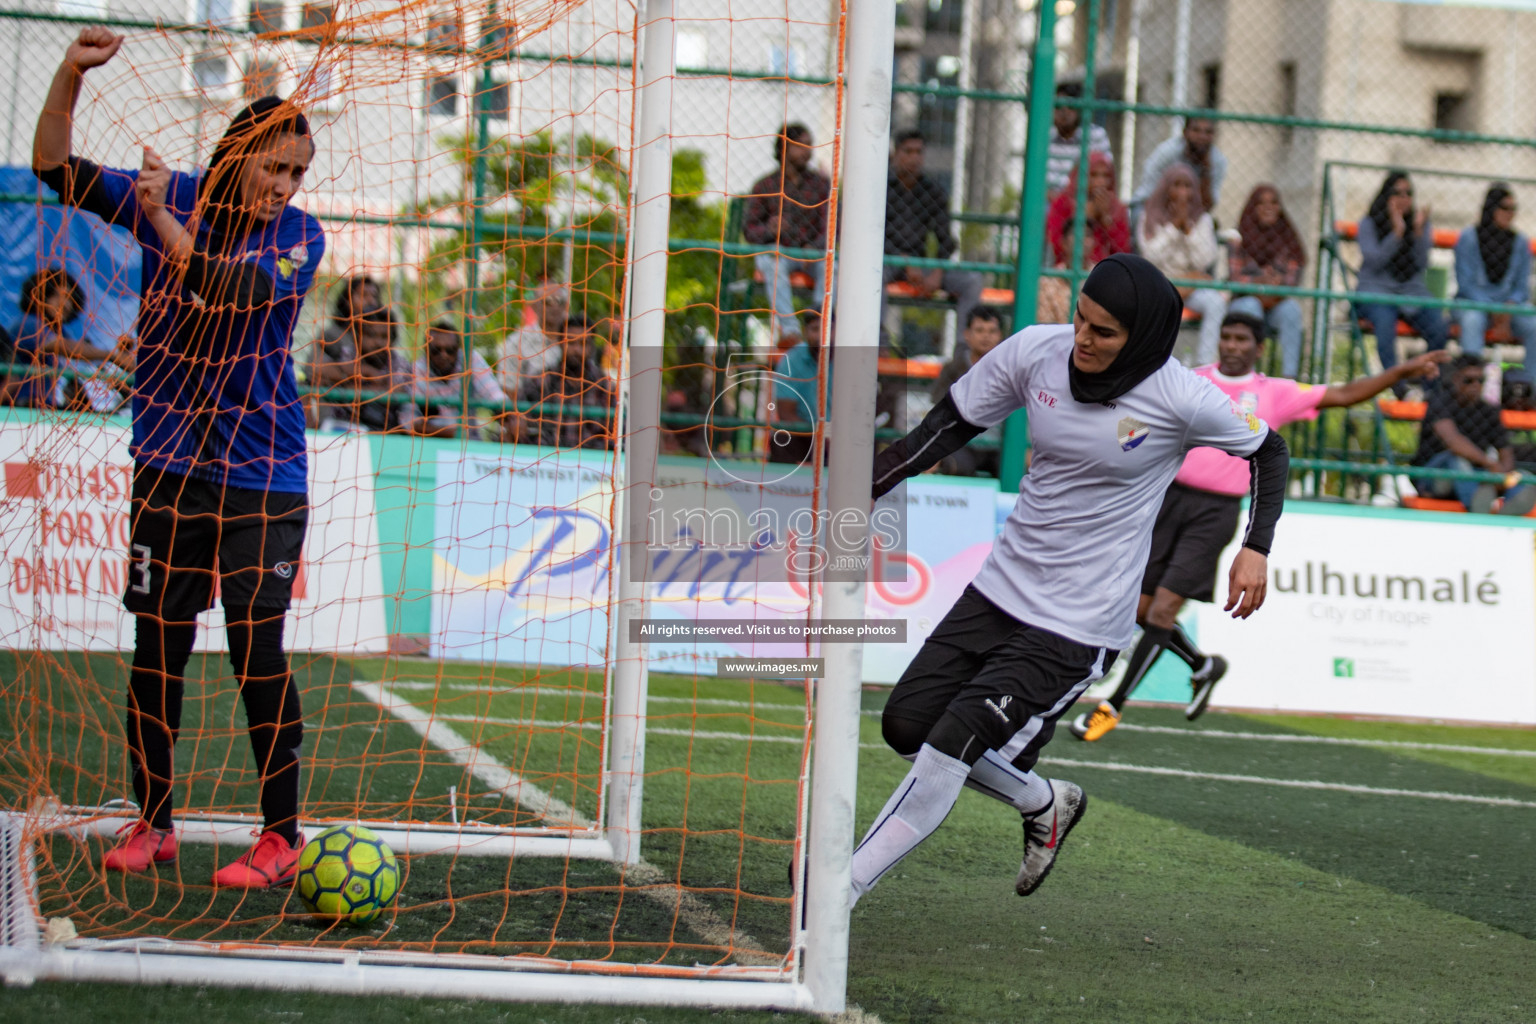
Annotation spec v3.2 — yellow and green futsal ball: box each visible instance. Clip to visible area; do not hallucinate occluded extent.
[295,824,400,927]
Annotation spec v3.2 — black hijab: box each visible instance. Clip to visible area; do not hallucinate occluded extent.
[197,95,312,250]
[1477,183,1517,285]
[1069,253,1183,404]
[1366,171,1421,283]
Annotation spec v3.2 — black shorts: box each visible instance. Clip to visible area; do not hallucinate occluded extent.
[1141,483,1242,603]
[883,585,1117,770]
[124,465,308,621]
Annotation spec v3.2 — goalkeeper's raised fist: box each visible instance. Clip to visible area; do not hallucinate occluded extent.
[66,26,124,72]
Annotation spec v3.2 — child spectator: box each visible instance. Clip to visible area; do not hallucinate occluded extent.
[930,305,1005,478]
[1136,163,1226,364]
[1453,183,1536,356]
[1228,184,1308,377]
[1355,170,1449,383]
[7,266,130,410]
[1039,152,1131,322]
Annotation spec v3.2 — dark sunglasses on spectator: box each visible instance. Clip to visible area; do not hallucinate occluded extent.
[428,344,458,354]
[1461,374,1486,384]
[1392,187,1413,196]
[1501,202,1518,212]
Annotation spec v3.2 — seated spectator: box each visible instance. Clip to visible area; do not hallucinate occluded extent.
[7,266,130,411]
[1039,152,1131,322]
[499,280,568,398]
[930,305,1004,478]
[522,314,615,450]
[1453,183,1536,356]
[1044,82,1113,197]
[412,320,515,440]
[1132,118,1227,221]
[882,130,983,339]
[1411,354,1534,514]
[1355,170,1449,386]
[1137,163,1226,364]
[317,274,381,360]
[1228,184,1308,378]
[769,309,831,466]
[743,122,834,349]
[315,305,421,432]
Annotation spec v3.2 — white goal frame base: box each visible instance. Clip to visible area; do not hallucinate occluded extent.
[0,811,815,1010]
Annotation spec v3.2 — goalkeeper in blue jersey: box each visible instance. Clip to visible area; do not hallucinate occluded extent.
[35,26,326,888]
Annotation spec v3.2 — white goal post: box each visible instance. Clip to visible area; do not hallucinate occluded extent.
[0,0,894,1013]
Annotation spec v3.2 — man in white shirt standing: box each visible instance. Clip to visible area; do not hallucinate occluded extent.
[849,254,1289,906]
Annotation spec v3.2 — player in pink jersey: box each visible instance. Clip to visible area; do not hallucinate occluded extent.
[1071,311,1445,741]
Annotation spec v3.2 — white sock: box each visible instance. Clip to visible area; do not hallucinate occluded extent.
[964,750,1054,816]
[850,744,970,904]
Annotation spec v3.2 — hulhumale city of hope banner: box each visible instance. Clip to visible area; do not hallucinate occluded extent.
[1195,503,1536,724]
[429,450,997,683]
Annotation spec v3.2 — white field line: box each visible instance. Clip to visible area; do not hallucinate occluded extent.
[418,713,1536,810]
[1105,722,1536,758]
[388,680,1536,760]
[1037,756,1536,810]
[350,681,779,966]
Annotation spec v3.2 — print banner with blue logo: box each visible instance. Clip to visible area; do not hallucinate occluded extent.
[428,451,998,682]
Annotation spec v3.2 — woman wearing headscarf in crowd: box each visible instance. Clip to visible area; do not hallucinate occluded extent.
[1228,185,1308,377]
[848,253,1288,909]
[1135,163,1226,364]
[1355,170,1448,387]
[1453,183,1536,356]
[1038,151,1132,323]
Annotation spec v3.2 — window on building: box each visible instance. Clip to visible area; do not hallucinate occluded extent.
[924,0,962,35]
[193,49,232,91]
[1201,63,1221,111]
[1435,92,1474,133]
[194,0,234,25]
[427,11,465,50]
[427,74,458,117]
[243,57,282,100]
[474,78,510,122]
[248,0,285,34]
[300,3,334,30]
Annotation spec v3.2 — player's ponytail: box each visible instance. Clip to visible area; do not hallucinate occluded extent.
[196,95,313,249]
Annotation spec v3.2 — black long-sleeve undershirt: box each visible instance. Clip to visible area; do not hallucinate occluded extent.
[1239,428,1289,556]
[871,393,986,499]
[37,156,275,311]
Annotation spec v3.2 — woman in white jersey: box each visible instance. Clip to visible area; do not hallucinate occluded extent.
[852,254,1289,904]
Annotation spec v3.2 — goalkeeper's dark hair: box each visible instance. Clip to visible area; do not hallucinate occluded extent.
[197,95,313,248]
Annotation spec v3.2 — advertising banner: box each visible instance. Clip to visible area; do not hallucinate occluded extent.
[430,452,997,683]
[0,416,388,654]
[1195,504,1536,723]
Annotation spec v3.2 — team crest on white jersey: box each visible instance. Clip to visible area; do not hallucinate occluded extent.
[1117,416,1151,451]
[1239,390,1259,414]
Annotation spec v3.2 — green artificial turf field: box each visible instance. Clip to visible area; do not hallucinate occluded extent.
[2,652,1534,1023]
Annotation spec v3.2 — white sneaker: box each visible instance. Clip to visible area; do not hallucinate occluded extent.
[1015,779,1087,896]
